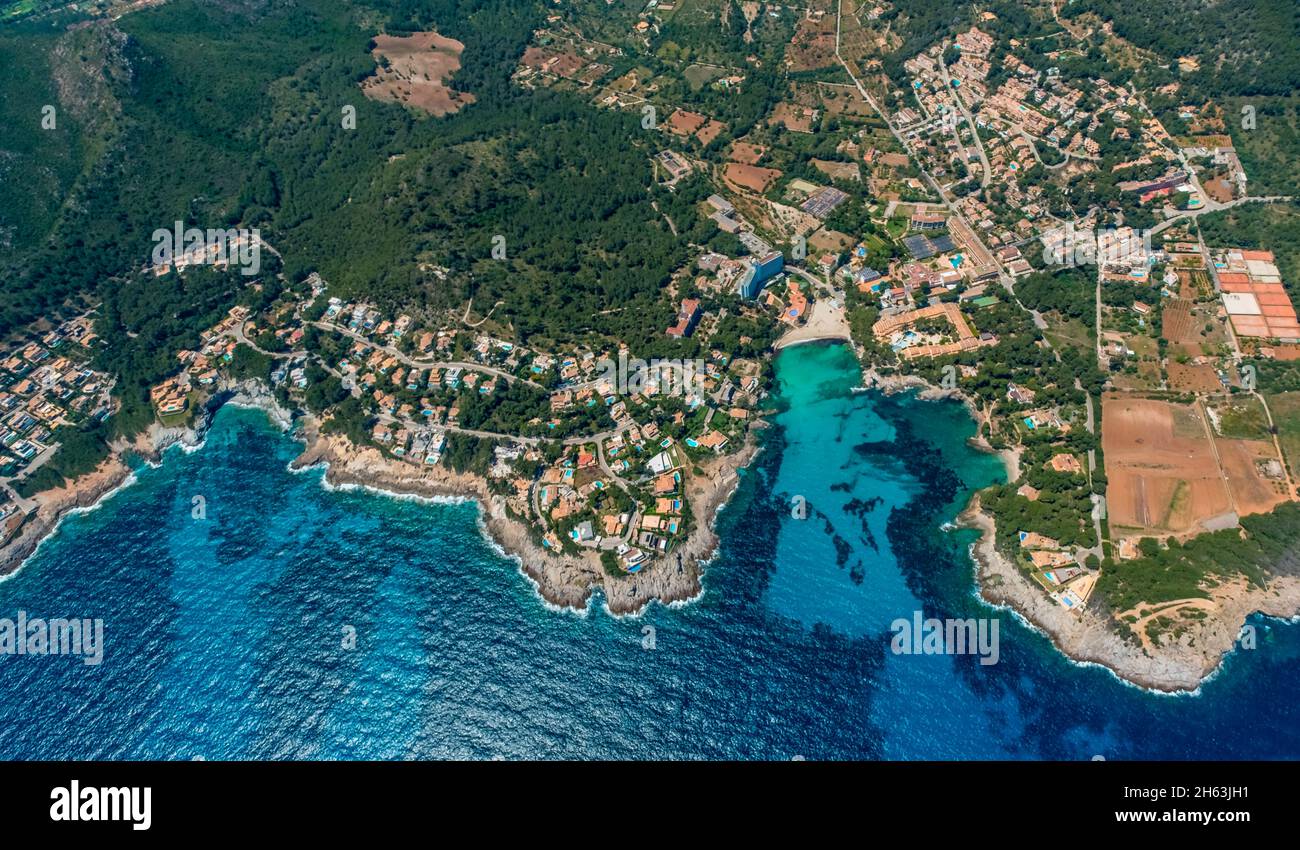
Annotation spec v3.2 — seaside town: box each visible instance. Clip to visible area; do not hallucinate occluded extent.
[141,261,776,577]
[0,316,116,545]
[4,0,1300,696]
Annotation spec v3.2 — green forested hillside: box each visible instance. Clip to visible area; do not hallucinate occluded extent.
[0,24,89,294]
[1,0,702,365]
[1064,0,1300,98]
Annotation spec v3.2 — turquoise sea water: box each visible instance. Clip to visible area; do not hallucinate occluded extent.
[0,342,1298,759]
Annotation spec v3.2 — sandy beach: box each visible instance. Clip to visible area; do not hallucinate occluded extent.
[774,298,851,350]
[6,361,1295,692]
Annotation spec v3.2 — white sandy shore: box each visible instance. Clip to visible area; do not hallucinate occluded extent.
[774,298,851,350]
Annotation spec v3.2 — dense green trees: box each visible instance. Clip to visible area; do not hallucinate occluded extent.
[1014,267,1096,327]
[2,0,739,438]
[1064,0,1300,99]
[1096,503,1300,613]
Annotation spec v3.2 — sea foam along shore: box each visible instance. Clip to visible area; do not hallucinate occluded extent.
[963,495,1300,693]
[289,416,762,615]
[864,364,1300,693]
[0,378,284,580]
[0,372,762,615]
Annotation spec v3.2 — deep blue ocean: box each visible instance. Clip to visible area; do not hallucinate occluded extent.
[1,342,1298,759]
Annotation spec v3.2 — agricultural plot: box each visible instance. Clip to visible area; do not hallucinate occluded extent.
[1103,397,1234,537]
[768,102,818,133]
[1176,268,1214,300]
[819,83,877,119]
[1212,435,1291,517]
[727,141,767,164]
[724,163,782,193]
[785,11,838,72]
[1104,396,1294,540]
[1162,297,1233,391]
[1267,391,1300,478]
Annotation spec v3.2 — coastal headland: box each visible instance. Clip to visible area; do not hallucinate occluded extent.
[865,362,1300,693]
[0,377,759,618]
[291,418,758,615]
[4,336,1298,693]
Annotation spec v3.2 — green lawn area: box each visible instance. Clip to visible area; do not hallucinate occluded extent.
[683,63,724,91]
[1210,397,1271,441]
[1043,313,1095,357]
[884,216,909,238]
[2,1,42,20]
[861,232,889,253]
[157,392,200,428]
[1267,391,1300,473]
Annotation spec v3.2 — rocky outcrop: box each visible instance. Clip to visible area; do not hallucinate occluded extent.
[963,497,1300,692]
[291,423,759,616]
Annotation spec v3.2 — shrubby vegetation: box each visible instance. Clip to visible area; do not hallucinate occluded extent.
[1095,503,1300,613]
[1064,0,1300,99]
[1015,267,1096,328]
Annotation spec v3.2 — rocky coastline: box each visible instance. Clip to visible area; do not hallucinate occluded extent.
[863,364,1300,693]
[0,378,292,579]
[7,358,1296,691]
[962,495,1300,692]
[289,417,760,615]
[0,371,760,617]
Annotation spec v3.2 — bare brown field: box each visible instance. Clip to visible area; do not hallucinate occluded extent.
[1102,396,1233,536]
[1167,361,1222,393]
[786,13,838,72]
[1214,436,1291,517]
[812,158,860,182]
[808,227,854,253]
[521,46,585,78]
[724,162,782,193]
[769,102,816,133]
[819,83,875,117]
[696,119,726,146]
[1205,176,1235,204]
[728,141,767,164]
[665,108,708,136]
[362,31,475,116]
